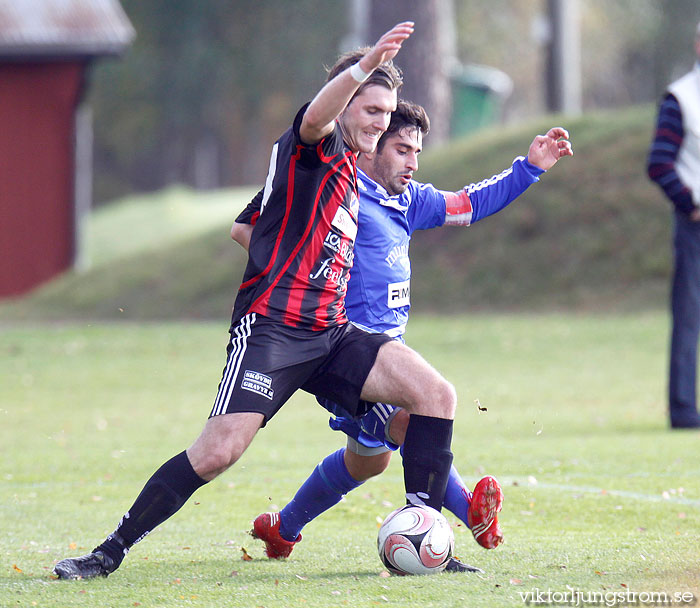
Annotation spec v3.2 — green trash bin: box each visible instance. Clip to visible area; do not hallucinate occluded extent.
[450,64,513,137]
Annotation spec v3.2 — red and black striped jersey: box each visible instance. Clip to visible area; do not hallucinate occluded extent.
[232,104,360,331]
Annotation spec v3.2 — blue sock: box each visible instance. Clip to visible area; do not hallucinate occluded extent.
[443,465,472,527]
[279,448,363,542]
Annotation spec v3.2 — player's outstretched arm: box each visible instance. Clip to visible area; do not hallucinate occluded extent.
[300,21,414,145]
[527,127,573,171]
[442,128,572,227]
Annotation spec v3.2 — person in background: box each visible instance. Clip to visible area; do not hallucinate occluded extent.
[647,20,700,429]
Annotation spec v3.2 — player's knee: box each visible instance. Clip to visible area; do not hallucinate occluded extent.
[431,378,456,419]
[189,447,237,480]
[188,437,246,480]
[345,450,392,482]
[388,408,410,445]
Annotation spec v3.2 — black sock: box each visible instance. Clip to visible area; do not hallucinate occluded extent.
[95,451,207,565]
[402,415,453,511]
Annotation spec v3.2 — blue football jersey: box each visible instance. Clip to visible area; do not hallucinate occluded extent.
[345,157,543,338]
[344,169,446,337]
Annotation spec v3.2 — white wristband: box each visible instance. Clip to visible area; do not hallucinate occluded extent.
[350,62,370,83]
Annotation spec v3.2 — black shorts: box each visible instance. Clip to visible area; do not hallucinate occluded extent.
[209,313,392,425]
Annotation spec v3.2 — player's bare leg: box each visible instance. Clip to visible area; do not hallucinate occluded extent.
[187,412,264,480]
[54,413,263,579]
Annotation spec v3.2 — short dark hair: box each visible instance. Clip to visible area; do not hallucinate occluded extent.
[376,99,430,153]
[326,47,403,100]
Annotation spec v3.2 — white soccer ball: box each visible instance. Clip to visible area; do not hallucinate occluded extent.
[377,504,454,575]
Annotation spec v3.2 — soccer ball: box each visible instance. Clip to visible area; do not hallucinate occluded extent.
[377,504,454,575]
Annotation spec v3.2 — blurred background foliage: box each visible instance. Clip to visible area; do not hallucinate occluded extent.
[88,0,700,203]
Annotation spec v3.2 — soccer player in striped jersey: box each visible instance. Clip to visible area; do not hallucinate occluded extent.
[235,102,573,569]
[56,22,470,580]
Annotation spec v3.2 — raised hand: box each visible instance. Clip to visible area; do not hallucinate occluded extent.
[527,127,573,171]
[362,21,415,70]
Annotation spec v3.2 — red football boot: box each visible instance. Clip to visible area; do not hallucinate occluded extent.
[467,475,504,549]
[251,512,301,559]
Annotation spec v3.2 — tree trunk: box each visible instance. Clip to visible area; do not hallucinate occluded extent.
[367,0,455,145]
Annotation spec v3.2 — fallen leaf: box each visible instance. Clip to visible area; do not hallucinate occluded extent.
[171,578,181,585]
[133,603,141,607]
[379,571,391,578]
[620,583,627,588]
[229,571,238,577]
[12,564,22,573]
[69,542,77,550]
[78,590,86,594]
[510,578,523,585]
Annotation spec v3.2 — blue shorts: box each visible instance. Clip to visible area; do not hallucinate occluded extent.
[318,397,401,455]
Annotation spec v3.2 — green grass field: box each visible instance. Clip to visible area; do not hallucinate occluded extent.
[2,314,698,608]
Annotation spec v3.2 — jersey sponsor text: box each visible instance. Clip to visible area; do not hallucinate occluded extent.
[331,205,358,241]
[387,279,410,308]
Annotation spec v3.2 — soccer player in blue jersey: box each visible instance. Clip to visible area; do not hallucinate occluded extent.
[55,22,470,580]
[232,101,573,569]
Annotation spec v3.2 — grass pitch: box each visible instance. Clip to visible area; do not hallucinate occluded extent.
[1,314,698,607]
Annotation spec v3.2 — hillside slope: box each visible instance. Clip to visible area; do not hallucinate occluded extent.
[410,104,671,313]
[1,105,673,321]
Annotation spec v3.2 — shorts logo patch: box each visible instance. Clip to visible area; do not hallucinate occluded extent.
[241,370,274,400]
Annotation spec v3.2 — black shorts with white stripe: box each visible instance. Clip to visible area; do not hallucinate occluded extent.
[209,313,392,425]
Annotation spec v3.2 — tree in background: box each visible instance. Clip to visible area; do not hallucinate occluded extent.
[366,0,456,145]
[89,0,344,202]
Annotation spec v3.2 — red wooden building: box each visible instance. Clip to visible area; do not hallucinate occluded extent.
[0,0,134,298]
